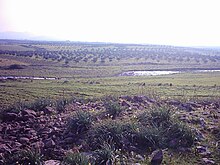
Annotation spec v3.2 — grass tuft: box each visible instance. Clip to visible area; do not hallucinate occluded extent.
[67,110,93,134]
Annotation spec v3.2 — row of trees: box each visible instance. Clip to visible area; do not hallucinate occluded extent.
[1,42,220,64]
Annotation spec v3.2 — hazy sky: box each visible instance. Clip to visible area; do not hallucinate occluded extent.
[0,0,220,46]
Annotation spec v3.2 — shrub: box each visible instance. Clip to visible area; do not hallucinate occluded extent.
[27,99,53,111]
[164,122,195,148]
[88,119,140,150]
[56,98,69,112]
[103,97,123,119]
[7,64,25,69]
[137,106,195,149]
[129,126,162,151]
[3,149,42,165]
[68,110,93,134]
[62,152,89,165]
[138,106,173,127]
[93,143,116,165]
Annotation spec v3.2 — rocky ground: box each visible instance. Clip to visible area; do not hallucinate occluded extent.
[0,95,220,164]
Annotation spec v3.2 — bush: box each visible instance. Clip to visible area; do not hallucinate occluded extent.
[103,97,123,119]
[164,122,195,148]
[62,152,89,165]
[88,119,142,151]
[27,99,54,111]
[93,143,116,165]
[7,64,25,69]
[137,106,195,149]
[129,126,162,151]
[138,106,173,127]
[3,149,42,165]
[56,98,69,112]
[68,110,93,134]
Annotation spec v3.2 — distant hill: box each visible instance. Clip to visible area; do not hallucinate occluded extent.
[0,31,59,41]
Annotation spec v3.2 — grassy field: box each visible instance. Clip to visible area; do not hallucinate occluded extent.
[0,40,220,108]
[1,72,220,109]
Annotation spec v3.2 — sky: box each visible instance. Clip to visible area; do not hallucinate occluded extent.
[0,0,220,46]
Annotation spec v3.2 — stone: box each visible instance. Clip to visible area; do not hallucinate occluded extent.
[44,160,61,165]
[19,137,30,144]
[202,158,215,164]
[3,112,18,121]
[150,149,163,165]
[44,139,55,148]
[186,102,202,108]
[13,142,22,148]
[135,154,145,161]
[199,118,206,127]
[0,144,10,153]
[196,146,211,156]
[133,96,145,103]
[121,100,130,107]
[31,141,44,148]
[22,109,37,117]
[179,103,193,112]
[167,100,181,106]
[63,137,75,144]
[44,106,56,114]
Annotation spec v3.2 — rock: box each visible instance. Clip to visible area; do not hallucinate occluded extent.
[168,138,179,148]
[0,144,10,153]
[167,100,181,106]
[179,103,193,112]
[150,149,163,165]
[186,102,202,108]
[121,100,130,107]
[44,106,56,115]
[194,129,205,141]
[179,115,189,122]
[63,137,75,144]
[22,109,37,117]
[196,146,211,156]
[41,128,53,135]
[135,154,145,161]
[31,141,44,148]
[202,158,215,164]
[13,142,22,148]
[19,137,30,144]
[133,96,145,103]
[3,112,18,121]
[120,95,133,101]
[44,160,61,165]
[199,118,206,127]
[44,139,55,148]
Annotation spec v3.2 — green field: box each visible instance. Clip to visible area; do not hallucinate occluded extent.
[0,40,220,108]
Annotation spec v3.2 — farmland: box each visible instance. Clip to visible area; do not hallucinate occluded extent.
[0,39,220,164]
[0,39,220,107]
